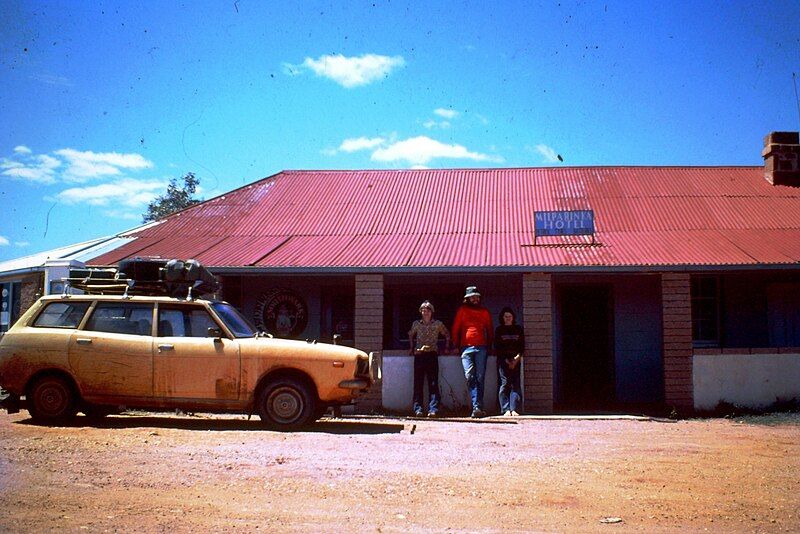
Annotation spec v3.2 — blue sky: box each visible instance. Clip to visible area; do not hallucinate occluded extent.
[1,0,799,262]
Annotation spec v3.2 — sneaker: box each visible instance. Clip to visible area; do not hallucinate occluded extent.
[503,411,512,417]
[427,411,438,418]
[471,408,486,418]
[414,409,424,417]
[511,410,520,417]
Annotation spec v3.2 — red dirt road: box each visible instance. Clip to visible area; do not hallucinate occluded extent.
[1,411,798,532]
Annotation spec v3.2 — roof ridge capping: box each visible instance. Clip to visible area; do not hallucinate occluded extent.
[280,165,762,173]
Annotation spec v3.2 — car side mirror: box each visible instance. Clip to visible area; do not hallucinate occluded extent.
[208,327,223,338]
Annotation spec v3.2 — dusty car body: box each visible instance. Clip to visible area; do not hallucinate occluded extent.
[0,294,378,429]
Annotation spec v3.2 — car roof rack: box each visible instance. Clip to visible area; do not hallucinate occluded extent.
[62,257,220,299]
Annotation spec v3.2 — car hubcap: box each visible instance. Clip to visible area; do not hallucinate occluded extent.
[268,387,302,423]
[40,385,67,415]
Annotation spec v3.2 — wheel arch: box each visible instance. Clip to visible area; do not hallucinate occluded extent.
[24,369,81,402]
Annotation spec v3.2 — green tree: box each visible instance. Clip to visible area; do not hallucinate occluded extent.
[143,172,202,222]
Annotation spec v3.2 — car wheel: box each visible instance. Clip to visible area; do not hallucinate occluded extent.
[257,378,316,429]
[28,376,78,424]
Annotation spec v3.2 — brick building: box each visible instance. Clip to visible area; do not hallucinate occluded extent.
[4,132,800,415]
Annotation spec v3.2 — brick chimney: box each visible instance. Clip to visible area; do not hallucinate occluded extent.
[762,131,800,186]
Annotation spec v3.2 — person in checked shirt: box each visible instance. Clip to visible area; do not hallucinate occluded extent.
[408,300,450,417]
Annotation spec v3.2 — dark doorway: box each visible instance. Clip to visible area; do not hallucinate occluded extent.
[558,284,615,411]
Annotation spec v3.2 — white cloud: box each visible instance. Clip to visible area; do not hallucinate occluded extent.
[55,149,153,181]
[31,73,73,87]
[2,147,155,185]
[296,54,405,88]
[534,144,560,163]
[434,108,459,119]
[339,137,386,152]
[1,154,60,184]
[371,136,503,166]
[54,178,165,208]
[0,236,9,246]
[102,210,142,221]
[423,119,451,129]
[14,241,29,247]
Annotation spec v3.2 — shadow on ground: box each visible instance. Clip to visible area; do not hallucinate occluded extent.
[15,414,406,434]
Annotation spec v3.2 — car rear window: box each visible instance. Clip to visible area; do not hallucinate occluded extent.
[33,301,91,328]
[85,302,154,336]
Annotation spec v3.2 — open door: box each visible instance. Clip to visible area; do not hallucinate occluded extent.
[558,285,615,412]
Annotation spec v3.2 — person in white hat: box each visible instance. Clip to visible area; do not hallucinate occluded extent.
[450,286,493,418]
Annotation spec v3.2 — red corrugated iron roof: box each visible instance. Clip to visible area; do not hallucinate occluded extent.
[88,167,800,269]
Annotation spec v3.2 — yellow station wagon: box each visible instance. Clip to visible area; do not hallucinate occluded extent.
[0,291,378,429]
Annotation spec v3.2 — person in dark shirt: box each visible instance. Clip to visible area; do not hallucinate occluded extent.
[494,307,524,416]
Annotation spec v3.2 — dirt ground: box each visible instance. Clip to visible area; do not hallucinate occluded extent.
[0,410,798,533]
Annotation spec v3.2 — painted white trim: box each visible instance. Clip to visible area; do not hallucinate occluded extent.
[693,351,800,410]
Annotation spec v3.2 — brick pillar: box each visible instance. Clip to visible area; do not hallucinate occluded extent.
[354,274,383,413]
[522,273,554,413]
[661,273,694,413]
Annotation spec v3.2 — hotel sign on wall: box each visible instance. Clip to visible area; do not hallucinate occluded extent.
[534,210,595,243]
[254,288,308,338]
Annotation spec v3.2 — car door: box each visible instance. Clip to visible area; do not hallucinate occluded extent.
[68,301,155,399]
[153,303,240,401]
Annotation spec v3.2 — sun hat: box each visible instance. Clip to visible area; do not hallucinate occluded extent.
[419,300,435,312]
[463,286,481,299]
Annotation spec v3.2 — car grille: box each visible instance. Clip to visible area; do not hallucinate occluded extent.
[355,356,370,377]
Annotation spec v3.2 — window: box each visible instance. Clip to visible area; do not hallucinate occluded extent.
[383,283,463,350]
[1,281,22,332]
[33,301,91,328]
[158,306,220,337]
[85,302,153,335]
[211,302,256,338]
[691,275,720,346]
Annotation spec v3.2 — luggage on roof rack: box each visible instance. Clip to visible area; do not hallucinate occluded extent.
[65,257,220,298]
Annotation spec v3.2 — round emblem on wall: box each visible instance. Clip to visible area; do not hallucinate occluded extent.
[254,288,308,338]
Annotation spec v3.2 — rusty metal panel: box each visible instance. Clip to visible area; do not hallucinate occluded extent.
[197,236,290,266]
[84,166,800,269]
[88,237,167,266]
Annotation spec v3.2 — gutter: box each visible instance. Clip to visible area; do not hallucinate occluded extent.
[207,262,800,276]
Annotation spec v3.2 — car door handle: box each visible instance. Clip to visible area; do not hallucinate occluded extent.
[76,338,92,345]
[158,344,174,352]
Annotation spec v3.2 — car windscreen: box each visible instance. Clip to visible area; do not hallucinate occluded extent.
[211,302,257,338]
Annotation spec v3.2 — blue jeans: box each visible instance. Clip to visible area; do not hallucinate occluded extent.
[498,357,522,413]
[460,345,488,411]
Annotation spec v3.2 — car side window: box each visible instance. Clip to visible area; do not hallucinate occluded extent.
[158,306,220,338]
[33,301,91,328]
[85,302,153,336]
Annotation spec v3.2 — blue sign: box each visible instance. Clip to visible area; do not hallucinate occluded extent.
[534,210,595,237]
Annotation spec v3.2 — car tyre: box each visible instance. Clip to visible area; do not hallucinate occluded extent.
[28,376,78,424]
[257,378,316,430]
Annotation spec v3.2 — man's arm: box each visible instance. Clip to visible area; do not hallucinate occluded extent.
[450,308,463,351]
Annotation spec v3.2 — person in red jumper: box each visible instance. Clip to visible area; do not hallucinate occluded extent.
[450,286,493,418]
